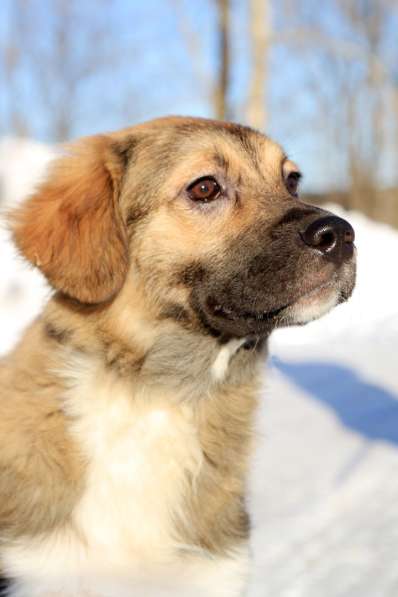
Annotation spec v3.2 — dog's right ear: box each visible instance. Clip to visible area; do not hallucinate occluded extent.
[10,135,132,304]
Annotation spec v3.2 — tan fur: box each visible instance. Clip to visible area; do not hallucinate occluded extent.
[1,118,269,555]
[11,135,129,304]
[0,323,83,539]
[0,116,353,594]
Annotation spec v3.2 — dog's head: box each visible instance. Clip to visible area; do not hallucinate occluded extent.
[11,117,356,340]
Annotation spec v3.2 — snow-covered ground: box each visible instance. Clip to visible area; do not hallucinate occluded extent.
[1,140,397,596]
[0,138,54,355]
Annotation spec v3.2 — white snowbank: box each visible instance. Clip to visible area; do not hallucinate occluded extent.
[0,137,55,208]
[0,138,53,354]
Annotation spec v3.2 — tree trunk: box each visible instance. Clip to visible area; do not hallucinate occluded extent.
[246,0,270,130]
[214,0,230,120]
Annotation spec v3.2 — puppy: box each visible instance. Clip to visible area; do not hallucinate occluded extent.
[0,117,356,597]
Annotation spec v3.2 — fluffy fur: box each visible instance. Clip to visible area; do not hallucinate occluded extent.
[0,116,356,596]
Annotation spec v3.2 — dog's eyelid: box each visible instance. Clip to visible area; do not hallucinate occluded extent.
[287,171,302,182]
[282,157,300,178]
[285,171,302,197]
[186,174,221,189]
[281,157,302,197]
[187,174,217,187]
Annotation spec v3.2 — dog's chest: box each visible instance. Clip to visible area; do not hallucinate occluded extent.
[2,352,251,596]
[3,359,203,576]
[68,360,204,562]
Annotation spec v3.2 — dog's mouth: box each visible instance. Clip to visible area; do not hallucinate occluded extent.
[208,299,287,323]
[208,277,336,321]
[197,274,348,338]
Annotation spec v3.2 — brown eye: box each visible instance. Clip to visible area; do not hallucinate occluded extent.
[187,177,221,202]
[286,171,301,197]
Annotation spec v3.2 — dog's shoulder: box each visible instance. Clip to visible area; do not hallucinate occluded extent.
[0,319,84,539]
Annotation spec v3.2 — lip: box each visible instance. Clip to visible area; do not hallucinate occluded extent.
[207,276,337,323]
[209,302,287,322]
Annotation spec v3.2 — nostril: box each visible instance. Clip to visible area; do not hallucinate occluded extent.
[314,227,337,252]
[301,218,337,253]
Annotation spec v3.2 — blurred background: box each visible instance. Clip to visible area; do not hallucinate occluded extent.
[1,1,398,596]
[1,0,398,221]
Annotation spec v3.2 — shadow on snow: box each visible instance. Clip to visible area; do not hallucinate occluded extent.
[274,357,398,446]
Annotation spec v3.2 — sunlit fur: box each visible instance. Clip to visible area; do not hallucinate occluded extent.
[0,116,355,596]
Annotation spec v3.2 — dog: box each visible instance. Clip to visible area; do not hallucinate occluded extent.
[0,116,356,597]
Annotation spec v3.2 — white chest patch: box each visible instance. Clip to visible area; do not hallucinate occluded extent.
[211,339,246,382]
[2,352,250,596]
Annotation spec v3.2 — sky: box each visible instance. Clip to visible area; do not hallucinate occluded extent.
[0,0,397,192]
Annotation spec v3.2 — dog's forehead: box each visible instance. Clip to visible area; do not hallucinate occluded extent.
[153,119,286,182]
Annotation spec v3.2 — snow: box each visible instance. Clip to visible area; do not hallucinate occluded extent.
[249,205,398,596]
[1,139,397,596]
[0,137,55,208]
[0,138,54,354]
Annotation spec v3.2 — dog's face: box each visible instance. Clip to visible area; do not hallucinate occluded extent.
[11,117,356,341]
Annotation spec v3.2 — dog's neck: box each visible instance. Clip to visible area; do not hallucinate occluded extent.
[43,284,266,396]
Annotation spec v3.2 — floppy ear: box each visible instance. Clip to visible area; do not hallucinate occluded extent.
[10,135,130,304]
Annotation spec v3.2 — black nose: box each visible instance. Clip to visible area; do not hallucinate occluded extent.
[301,215,355,260]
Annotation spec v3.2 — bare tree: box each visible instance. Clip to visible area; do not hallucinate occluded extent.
[246,0,271,130]
[174,0,232,120]
[1,0,114,141]
[214,0,231,120]
[277,0,398,222]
